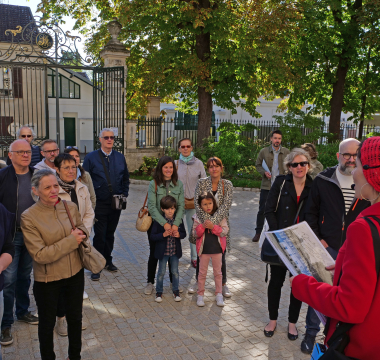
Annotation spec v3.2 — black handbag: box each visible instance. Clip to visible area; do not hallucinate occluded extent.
[315,215,380,360]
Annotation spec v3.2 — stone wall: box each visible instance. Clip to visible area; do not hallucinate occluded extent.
[125,147,164,172]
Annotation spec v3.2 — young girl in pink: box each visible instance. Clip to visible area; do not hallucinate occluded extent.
[192,192,229,307]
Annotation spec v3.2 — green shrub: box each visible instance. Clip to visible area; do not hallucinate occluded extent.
[137,156,159,176]
[316,142,339,168]
[164,137,179,160]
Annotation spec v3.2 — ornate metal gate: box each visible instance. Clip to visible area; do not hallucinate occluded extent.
[0,15,125,156]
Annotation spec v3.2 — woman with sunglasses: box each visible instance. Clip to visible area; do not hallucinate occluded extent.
[175,138,206,268]
[64,147,96,210]
[262,148,313,340]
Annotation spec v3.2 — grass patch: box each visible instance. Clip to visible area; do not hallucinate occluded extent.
[130,174,152,181]
[230,178,261,188]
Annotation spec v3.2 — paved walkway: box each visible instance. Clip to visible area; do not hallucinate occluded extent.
[4,184,321,360]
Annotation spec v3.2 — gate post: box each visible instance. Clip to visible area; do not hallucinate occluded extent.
[99,18,131,150]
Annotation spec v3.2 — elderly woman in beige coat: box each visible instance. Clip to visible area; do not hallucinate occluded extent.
[21,169,88,360]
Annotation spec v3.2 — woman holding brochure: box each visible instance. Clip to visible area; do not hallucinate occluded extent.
[263,148,313,340]
[290,137,380,360]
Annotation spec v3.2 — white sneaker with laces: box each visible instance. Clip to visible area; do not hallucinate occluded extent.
[188,284,197,294]
[222,285,231,298]
[83,291,89,300]
[216,293,225,307]
[155,294,163,303]
[144,282,153,295]
[173,293,182,302]
[197,295,205,307]
[56,317,68,336]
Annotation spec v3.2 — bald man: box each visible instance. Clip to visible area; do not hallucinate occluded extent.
[300,138,370,354]
[0,140,39,346]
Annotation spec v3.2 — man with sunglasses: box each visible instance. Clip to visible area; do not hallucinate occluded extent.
[252,130,290,242]
[6,126,42,167]
[0,140,38,346]
[34,139,59,172]
[300,138,370,354]
[83,128,130,281]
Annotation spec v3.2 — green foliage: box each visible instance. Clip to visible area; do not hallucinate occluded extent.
[273,110,331,148]
[316,142,339,169]
[164,137,179,160]
[137,156,159,176]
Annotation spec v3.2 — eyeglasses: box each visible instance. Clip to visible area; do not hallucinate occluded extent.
[43,149,59,154]
[290,161,309,168]
[102,136,115,140]
[65,146,78,150]
[340,153,357,160]
[61,166,77,171]
[20,134,32,138]
[10,150,32,156]
[180,145,192,149]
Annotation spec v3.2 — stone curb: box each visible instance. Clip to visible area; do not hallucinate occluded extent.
[130,178,260,192]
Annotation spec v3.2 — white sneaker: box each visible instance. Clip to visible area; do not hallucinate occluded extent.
[155,293,163,303]
[170,283,184,293]
[222,285,232,298]
[216,293,225,307]
[173,292,182,302]
[197,295,205,307]
[83,291,89,300]
[144,282,153,295]
[188,284,197,294]
[56,317,68,336]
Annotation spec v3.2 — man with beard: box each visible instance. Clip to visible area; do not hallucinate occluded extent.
[252,130,290,242]
[34,139,59,172]
[300,138,370,354]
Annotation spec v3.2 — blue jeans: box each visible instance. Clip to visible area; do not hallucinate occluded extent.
[305,306,321,336]
[185,209,197,260]
[156,255,179,294]
[1,231,33,330]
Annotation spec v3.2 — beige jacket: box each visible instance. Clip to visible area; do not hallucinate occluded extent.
[79,171,96,210]
[21,200,89,283]
[58,180,94,232]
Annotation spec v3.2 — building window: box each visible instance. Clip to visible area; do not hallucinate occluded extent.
[48,69,80,99]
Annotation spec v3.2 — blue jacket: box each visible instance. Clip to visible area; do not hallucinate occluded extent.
[150,220,186,260]
[0,164,35,236]
[82,149,130,204]
[0,203,15,291]
[6,145,42,167]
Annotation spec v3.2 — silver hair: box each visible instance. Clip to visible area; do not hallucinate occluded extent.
[284,148,314,174]
[99,128,115,137]
[31,169,56,190]
[9,139,31,152]
[16,126,36,139]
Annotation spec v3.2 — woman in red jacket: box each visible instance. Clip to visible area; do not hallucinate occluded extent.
[291,136,380,360]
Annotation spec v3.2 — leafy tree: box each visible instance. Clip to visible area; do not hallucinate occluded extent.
[39,0,301,145]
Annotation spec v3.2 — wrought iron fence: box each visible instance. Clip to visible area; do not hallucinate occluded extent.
[135,117,380,149]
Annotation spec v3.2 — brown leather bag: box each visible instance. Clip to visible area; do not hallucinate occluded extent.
[176,160,195,209]
[136,181,157,232]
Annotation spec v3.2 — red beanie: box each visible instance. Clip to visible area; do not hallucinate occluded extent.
[361,136,380,193]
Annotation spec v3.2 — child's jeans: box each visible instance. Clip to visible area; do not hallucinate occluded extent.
[156,255,179,293]
[197,253,222,296]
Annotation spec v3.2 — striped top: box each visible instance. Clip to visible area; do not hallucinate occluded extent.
[336,169,355,214]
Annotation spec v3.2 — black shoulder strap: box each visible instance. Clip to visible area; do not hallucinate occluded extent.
[293,200,304,225]
[98,150,113,193]
[362,216,380,276]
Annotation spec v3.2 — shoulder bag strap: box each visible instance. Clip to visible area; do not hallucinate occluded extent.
[98,150,113,193]
[293,200,304,224]
[222,179,225,196]
[176,160,179,171]
[275,179,286,213]
[62,200,76,230]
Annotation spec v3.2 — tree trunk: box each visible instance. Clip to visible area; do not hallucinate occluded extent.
[195,0,212,147]
[358,47,371,139]
[329,63,348,141]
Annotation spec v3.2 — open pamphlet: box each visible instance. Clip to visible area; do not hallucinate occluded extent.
[264,221,336,325]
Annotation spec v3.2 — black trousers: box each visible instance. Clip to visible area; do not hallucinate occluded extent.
[147,228,172,284]
[93,202,121,266]
[255,189,270,234]
[267,265,302,323]
[196,251,227,284]
[33,269,84,360]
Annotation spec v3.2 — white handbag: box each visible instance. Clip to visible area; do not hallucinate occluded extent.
[258,179,286,248]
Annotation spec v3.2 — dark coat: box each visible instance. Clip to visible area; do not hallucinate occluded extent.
[0,164,35,236]
[82,149,130,204]
[304,166,370,254]
[150,220,186,260]
[265,173,313,231]
[6,145,41,167]
[0,203,15,291]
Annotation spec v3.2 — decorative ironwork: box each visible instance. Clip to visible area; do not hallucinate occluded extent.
[0,17,95,66]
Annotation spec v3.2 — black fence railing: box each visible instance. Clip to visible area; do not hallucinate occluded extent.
[135,117,380,148]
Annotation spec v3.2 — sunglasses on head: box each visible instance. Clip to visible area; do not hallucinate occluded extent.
[102,136,115,140]
[290,161,309,168]
[180,145,192,149]
[21,134,32,138]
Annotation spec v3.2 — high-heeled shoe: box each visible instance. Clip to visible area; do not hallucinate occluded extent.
[287,325,298,341]
[264,324,277,337]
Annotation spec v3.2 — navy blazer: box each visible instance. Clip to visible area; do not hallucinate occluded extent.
[150,220,186,260]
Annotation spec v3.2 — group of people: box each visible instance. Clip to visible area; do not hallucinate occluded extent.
[254,130,379,359]
[0,124,379,360]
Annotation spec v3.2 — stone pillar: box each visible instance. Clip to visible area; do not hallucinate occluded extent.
[146,96,162,118]
[99,18,133,150]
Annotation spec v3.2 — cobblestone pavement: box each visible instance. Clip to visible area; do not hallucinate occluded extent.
[4,184,321,360]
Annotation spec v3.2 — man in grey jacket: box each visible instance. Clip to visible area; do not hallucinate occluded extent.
[252,130,290,242]
[34,139,59,173]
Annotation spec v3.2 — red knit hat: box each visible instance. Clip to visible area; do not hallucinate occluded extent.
[361,137,380,192]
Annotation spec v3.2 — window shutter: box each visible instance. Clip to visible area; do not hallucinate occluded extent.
[12,67,23,98]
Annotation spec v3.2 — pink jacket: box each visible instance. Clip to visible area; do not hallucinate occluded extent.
[192,214,228,256]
